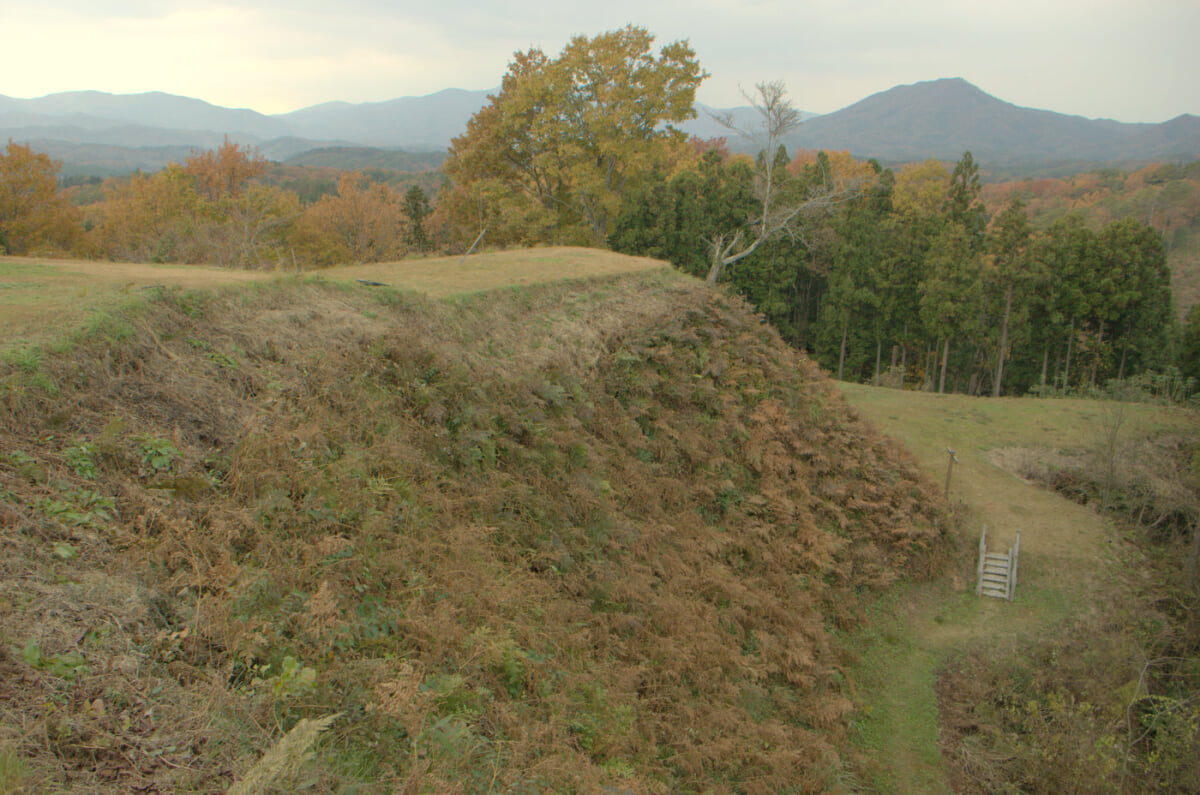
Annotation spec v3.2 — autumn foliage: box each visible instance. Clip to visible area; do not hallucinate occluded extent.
[0,141,80,255]
[440,25,705,248]
[47,138,423,269]
[1,25,1198,397]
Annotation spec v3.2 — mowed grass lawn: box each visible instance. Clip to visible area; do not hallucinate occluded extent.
[835,382,1196,792]
[0,247,668,350]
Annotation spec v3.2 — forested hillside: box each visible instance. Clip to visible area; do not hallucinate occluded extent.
[2,24,1197,398]
[980,162,1200,313]
[611,150,1182,398]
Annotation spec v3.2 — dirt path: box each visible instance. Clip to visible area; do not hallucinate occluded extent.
[836,385,1193,792]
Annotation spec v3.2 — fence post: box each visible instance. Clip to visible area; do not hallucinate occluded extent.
[975,525,987,596]
[1008,530,1021,601]
[944,447,958,500]
[457,228,488,267]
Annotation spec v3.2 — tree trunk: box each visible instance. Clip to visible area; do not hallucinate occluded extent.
[1090,319,1105,388]
[875,340,883,382]
[1064,318,1075,391]
[706,244,724,285]
[939,338,950,394]
[993,284,1013,397]
[837,321,848,381]
[1040,348,1049,393]
[1187,518,1200,591]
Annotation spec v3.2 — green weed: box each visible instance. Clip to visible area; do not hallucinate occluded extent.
[17,640,89,682]
[36,488,113,530]
[134,435,180,474]
[252,655,318,700]
[2,347,40,374]
[61,440,99,479]
[186,337,238,368]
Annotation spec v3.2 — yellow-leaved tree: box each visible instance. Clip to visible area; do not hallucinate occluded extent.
[892,159,951,218]
[297,171,408,266]
[91,165,204,263]
[0,142,80,255]
[441,25,706,248]
[90,138,297,267]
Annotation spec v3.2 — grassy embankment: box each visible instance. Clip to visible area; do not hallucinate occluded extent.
[0,250,952,792]
[0,247,665,351]
[7,250,1190,795]
[837,384,1197,792]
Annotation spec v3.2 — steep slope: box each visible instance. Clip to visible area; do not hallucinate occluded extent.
[0,272,951,792]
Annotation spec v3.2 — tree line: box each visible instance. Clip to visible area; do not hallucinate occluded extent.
[1,24,1195,396]
[434,25,1185,396]
[0,138,434,269]
[610,146,1178,397]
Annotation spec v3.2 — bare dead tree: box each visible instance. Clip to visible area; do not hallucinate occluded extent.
[704,81,857,285]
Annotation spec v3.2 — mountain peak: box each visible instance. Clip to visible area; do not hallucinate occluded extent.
[790,77,1199,165]
[855,77,1002,109]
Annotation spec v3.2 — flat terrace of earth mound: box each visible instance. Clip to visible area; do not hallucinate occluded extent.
[0,247,668,351]
[0,271,950,792]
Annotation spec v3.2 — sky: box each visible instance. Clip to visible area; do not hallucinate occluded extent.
[1,0,1196,123]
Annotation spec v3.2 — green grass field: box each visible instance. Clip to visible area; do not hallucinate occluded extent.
[835,382,1196,791]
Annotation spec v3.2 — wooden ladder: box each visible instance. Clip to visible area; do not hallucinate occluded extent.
[975,525,1021,601]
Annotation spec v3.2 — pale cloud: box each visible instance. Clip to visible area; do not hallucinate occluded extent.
[0,0,1195,121]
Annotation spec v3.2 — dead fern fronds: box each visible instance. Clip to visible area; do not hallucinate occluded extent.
[227,713,340,795]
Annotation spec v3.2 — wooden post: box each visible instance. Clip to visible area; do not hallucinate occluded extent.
[457,228,488,267]
[944,447,958,500]
[1008,530,1021,601]
[975,525,987,597]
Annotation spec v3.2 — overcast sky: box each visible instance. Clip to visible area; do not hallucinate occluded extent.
[2,0,1195,123]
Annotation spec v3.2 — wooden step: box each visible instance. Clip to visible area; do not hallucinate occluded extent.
[976,526,1020,601]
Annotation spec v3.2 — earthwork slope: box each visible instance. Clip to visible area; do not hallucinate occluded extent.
[0,269,951,791]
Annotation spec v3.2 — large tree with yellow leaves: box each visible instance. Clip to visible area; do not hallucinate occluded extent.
[442,25,706,247]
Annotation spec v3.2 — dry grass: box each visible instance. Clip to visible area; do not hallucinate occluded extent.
[0,271,953,791]
[325,246,668,298]
[0,248,666,352]
[0,256,267,351]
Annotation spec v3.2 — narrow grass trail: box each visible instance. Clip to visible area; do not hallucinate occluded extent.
[0,248,665,351]
[836,385,1194,792]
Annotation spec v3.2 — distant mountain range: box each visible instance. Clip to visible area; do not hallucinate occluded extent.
[1,79,1196,177]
